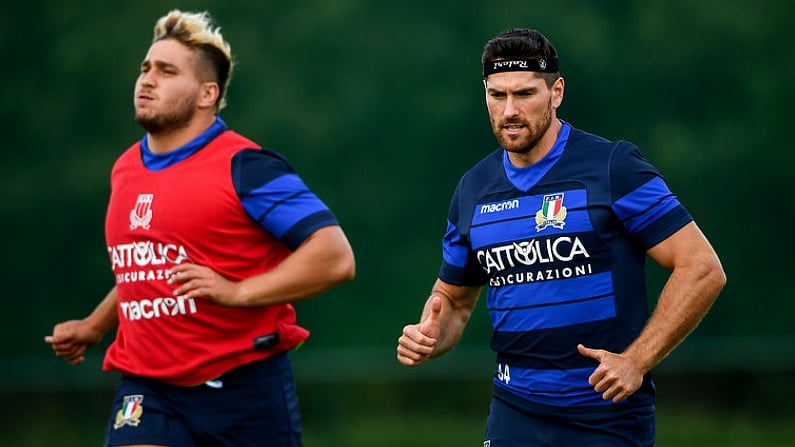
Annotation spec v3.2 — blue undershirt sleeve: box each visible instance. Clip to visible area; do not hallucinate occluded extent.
[232,148,339,251]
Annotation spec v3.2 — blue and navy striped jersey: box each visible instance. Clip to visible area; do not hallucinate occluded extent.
[140,117,338,250]
[439,122,692,409]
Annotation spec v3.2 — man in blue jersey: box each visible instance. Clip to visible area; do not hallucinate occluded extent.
[396,28,726,446]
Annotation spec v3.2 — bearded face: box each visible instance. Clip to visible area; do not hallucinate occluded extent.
[484,72,561,158]
[490,95,553,154]
[135,93,197,135]
[133,39,207,137]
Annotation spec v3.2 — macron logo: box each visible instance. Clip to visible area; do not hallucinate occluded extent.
[480,199,520,214]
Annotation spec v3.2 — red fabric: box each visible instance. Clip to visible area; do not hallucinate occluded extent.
[103,130,309,386]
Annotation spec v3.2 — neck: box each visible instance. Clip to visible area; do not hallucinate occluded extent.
[146,114,217,154]
[506,118,562,168]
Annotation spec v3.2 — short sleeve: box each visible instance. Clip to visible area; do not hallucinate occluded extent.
[438,177,489,286]
[232,148,339,250]
[609,142,692,249]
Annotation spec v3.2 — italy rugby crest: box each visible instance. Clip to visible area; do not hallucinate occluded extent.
[113,394,144,429]
[535,193,567,231]
[130,194,153,230]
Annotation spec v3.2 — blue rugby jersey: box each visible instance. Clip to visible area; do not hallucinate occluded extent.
[439,122,692,409]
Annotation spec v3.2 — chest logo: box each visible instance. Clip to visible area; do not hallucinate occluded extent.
[130,194,154,230]
[535,193,567,231]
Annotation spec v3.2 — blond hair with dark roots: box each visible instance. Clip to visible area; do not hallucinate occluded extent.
[153,10,234,110]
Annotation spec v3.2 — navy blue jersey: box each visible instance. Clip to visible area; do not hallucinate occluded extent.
[440,122,692,409]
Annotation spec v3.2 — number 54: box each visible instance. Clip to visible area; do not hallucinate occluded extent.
[497,363,511,384]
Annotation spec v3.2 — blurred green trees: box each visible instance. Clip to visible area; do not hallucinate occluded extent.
[2,0,794,445]
[5,0,793,363]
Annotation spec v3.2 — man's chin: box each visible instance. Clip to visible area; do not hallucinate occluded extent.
[499,138,532,154]
[135,117,164,134]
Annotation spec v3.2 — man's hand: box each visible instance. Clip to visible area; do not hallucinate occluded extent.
[397,295,442,366]
[168,263,243,306]
[578,344,645,403]
[44,320,104,365]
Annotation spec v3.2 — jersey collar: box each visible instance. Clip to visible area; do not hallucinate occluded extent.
[140,116,229,171]
[503,120,571,192]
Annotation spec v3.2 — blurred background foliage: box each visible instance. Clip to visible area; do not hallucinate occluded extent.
[2,0,793,445]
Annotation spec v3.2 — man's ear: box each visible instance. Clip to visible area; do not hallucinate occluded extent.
[199,82,220,108]
[552,76,565,108]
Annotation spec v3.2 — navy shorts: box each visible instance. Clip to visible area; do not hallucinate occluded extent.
[484,394,655,447]
[105,352,302,447]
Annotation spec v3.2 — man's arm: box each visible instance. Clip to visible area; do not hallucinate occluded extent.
[397,279,482,366]
[578,221,727,402]
[169,225,355,307]
[44,287,119,365]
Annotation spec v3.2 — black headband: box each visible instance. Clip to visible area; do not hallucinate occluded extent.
[482,58,560,77]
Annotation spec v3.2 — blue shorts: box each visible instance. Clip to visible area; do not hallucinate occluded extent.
[104,352,302,447]
[484,393,655,447]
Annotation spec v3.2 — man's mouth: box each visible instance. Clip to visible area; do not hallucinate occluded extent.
[136,91,155,101]
[502,123,525,133]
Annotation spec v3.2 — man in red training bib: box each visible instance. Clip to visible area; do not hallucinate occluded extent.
[45,9,355,447]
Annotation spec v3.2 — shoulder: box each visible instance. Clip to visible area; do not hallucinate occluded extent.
[217,129,260,149]
[458,148,504,190]
[566,126,628,154]
[111,141,143,171]
[466,147,503,174]
[232,146,293,169]
[220,127,288,167]
[119,141,142,159]
[231,147,300,196]
[446,149,506,220]
[563,126,647,171]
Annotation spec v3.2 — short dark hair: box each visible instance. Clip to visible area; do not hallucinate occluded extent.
[481,28,560,86]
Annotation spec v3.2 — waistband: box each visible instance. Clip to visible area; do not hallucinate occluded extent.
[216,352,287,382]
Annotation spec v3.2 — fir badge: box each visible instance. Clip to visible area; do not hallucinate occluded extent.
[130,194,154,230]
[535,193,567,231]
[113,394,144,429]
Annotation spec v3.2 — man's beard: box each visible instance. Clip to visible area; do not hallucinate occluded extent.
[135,99,195,135]
[493,98,553,154]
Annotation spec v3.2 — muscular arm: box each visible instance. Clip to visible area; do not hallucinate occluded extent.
[44,287,119,365]
[397,279,482,366]
[170,225,355,307]
[625,221,726,371]
[579,221,726,401]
